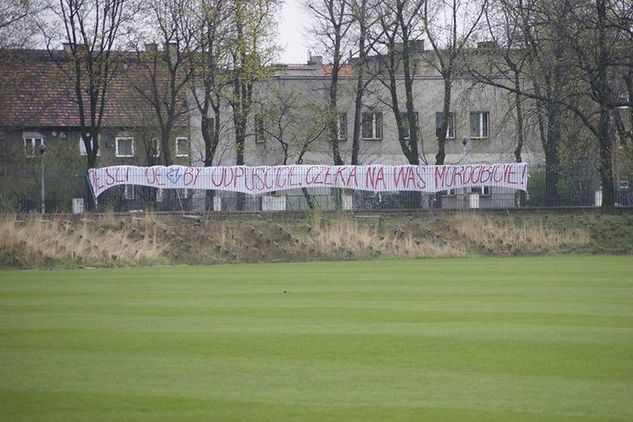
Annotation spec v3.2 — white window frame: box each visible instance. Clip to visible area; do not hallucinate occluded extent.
[79,137,100,156]
[401,112,419,141]
[175,137,189,157]
[471,186,491,196]
[337,112,347,141]
[254,114,266,144]
[115,137,135,157]
[362,112,382,141]
[470,111,490,139]
[436,112,456,139]
[124,184,135,200]
[24,137,44,158]
[149,138,160,158]
[444,188,458,196]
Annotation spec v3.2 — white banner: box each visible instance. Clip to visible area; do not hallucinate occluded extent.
[88,163,528,198]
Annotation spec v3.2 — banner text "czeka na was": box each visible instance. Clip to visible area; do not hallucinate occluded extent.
[88,163,529,198]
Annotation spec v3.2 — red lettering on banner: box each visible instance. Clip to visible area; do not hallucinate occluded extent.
[223,168,234,187]
[145,167,166,186]
[253,168,266,191]
[211,168,223,187]
[91,170,105,191]
[183,167,201,186]
[346,166,358,187]
[394,167,408,188]
[335,166,347,187]
[366,166,385,190]
[493,165,503,182]
[275,167,288,188]
[288,166,300,187]
[504,165,518,184]
[305,166,318,185]
[233,166,245,188]
[89,163,527,198]
[105,168,115,186]
[451,166,464,187]
[480,165,492,185]
[435,166,448,190]
[415,167,427,189]
[323,167,334,185]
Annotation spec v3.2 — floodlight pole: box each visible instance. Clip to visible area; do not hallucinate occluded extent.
[39,144,47,214]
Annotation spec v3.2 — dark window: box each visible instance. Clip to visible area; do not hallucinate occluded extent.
[362,112,382,140]
[435,112,456,139]
[469,111,489,138]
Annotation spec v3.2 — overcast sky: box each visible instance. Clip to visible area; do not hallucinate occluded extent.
[277,0,311,64]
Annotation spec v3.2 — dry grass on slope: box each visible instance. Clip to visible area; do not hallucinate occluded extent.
[450,213,590,254]
[0,215,165,268]
[309,214,466,259]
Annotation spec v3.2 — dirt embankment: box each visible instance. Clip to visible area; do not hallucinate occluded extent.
[1,210,632,269]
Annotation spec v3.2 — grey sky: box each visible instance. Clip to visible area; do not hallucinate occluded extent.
[277,0,311,64]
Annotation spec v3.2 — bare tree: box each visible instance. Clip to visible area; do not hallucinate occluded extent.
[259,89,329,208]
[423,0,486,166]
[348,0,381,164]
[228,0,279,209]
[307,0,354,165]
[469,0,575,206]
[372,0,426,165]
[132,0,195,166]
[0,0,37,48]
[189,0,231,168]
[45,0,133,169]
[474,0,633,209]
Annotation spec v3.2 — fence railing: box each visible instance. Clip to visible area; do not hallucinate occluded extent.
[1,164,631,213]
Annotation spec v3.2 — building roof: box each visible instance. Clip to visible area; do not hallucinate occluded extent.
[0,48,185,130]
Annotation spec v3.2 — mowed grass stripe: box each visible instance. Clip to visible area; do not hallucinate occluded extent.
[1,256,632,421]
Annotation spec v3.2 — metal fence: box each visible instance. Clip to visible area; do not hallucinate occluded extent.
[1,164,632,214]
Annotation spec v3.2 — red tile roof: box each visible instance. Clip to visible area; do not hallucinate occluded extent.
[0,49,186,129]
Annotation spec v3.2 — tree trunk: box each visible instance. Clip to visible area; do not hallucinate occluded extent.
[543,102,560,207]
[351,65,364,165]
[598,108,614,210]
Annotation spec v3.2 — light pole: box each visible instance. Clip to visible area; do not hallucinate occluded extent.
[38,143,47,214]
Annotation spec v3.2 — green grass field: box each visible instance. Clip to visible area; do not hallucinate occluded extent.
[1,256,632,421]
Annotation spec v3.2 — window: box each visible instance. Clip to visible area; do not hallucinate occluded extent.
[79,137,100,156]
[255,114,266,143]
[362,112,382,140]
[24,137,44,158]
[444,188,458,196]
[156,188,164,202]
[177,188,190,198]
[115,137,135,157]
[148,138,160,158]
[400,112,419,140]
[471,186,491,196]
[435,112,456,139]
[123,184,135,200]
[470,111,490,138]
[176,137,189,157]
[337,113,347,141]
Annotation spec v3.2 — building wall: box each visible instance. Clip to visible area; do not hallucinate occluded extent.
[189,72,545,167]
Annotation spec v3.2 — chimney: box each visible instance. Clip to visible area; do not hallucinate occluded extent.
[308,55,323,66]
[62,42,74,54]
[144,43,158,53]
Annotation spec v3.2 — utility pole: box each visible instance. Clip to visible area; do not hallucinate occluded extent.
[38,144,47,214]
